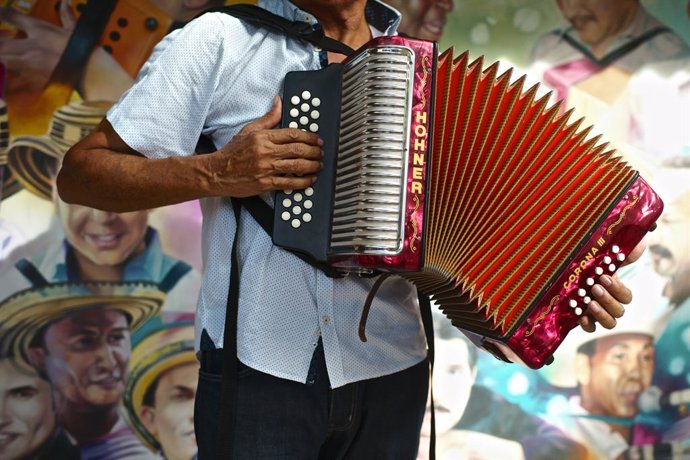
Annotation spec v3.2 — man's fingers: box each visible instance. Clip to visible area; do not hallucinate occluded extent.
[273,158,322,175]
[596,274,632,305]
[578,315,596,333]
[268,128,323,147]
[271,175,317,191]
[584,300,617,329]
[240,96,283,134]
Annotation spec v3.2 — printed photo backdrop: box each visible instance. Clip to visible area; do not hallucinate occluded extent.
[0,1,688,459]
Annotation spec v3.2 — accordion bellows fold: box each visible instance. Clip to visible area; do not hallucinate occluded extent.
[272,36,663,368]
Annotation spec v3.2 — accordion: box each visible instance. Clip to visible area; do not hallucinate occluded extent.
[272,36,663,368]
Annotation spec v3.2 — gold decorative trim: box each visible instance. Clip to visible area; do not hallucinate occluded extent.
[525,295,559,336]
[606,195,638,236]
[410,195,421,252]
[420,55,430,108]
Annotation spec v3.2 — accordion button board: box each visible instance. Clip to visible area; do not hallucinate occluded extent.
[273,64,344,261]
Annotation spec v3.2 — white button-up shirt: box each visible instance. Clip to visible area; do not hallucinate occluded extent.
[107,0,427,388]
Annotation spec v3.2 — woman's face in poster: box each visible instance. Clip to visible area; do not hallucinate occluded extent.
[0,359,55,460]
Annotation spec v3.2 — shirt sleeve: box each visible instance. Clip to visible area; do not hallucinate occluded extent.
[107,13,228,159]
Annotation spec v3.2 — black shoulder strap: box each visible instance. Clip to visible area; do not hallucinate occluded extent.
[199,4,356,56]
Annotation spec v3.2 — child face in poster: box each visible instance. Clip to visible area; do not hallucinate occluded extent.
[140,363,198,460]
[576,333,655,418]
[28,309,131,409]
[421,337,475,436]
[54,193,149,271]
[0,358,55,460]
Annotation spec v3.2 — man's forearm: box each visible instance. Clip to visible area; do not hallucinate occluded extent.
[57,139,218,212]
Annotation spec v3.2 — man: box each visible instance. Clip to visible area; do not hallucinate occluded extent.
[529,0,689,107]
[0,355,79,460]
[384,0,453,41]
[56,0,643,457]
[0,101,201,312]
[540,278,667,460]
[646,189,690,444]
[0,279,165,459]
[124,316,198,460]
[418,318,586,460]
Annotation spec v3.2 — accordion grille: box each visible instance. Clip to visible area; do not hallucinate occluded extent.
[329,46,415,255]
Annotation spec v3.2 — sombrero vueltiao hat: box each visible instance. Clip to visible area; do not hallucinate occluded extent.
[0,276,166,373]
[123,314,196,451]
[6,100,111,200]
[0,99,22,200]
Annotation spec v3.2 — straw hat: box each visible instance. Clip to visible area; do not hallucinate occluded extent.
[539,257,670,388]
[0,279,166,371]
[0,99,22,200]
[6,100,111,200]
[123,315,196,451]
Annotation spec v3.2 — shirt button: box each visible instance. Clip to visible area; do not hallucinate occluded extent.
[323,315,331,325]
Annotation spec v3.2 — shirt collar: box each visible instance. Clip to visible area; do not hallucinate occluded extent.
[259,0,400,36]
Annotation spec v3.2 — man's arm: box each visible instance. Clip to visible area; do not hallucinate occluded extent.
[57,97,324,212]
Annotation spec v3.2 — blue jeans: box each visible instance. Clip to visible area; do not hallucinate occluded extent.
[194,339,428,459]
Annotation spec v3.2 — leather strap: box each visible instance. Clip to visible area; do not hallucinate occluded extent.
[200,4,356,56]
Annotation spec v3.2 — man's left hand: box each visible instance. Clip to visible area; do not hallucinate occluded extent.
[578,241,647,332]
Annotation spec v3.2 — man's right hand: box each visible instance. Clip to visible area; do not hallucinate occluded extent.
[208,96,324,197]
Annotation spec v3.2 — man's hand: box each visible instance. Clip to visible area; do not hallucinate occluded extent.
[0,1,76,95]
[207,96,324,197]
[578,241,647,332]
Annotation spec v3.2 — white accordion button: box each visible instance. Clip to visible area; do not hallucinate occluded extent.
[282,198,291,208]
[609,264,616,272]
[299,116,308,125]
[304,200,313,209]
[281,211,290,221]
[569,299,577,308]
[578,289,586,297]
[291,219,301,229]
[309,123,319,132]
[303,213,312,223]
[586,278,594,286]
[305,187,314,196]
[294,193,303,202]
[312,98,321,107]
[301,103,310,112]
[603,256,612,264]
[301,90,311,100]
[290,108,299,118]
[617,253,625,262]
[612,245,620,253]
[289,121,298,129]
[311,110,320,119]
[575,307,583,316]
[292,206,302,215]
[595,267,604,275]
[284,189,293,195]
[291,95,300,105]
[584,296,591,304]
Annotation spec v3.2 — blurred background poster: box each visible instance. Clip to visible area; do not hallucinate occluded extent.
[0,1,688,459]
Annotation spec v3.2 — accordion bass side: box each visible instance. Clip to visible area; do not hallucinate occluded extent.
[272,36,663,369]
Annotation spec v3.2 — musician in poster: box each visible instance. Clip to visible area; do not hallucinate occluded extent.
[55,0,644,458]
[529,0,689,108]
[383,0,454,41]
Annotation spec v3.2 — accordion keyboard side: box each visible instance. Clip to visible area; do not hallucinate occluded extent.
[329,46,415,257]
